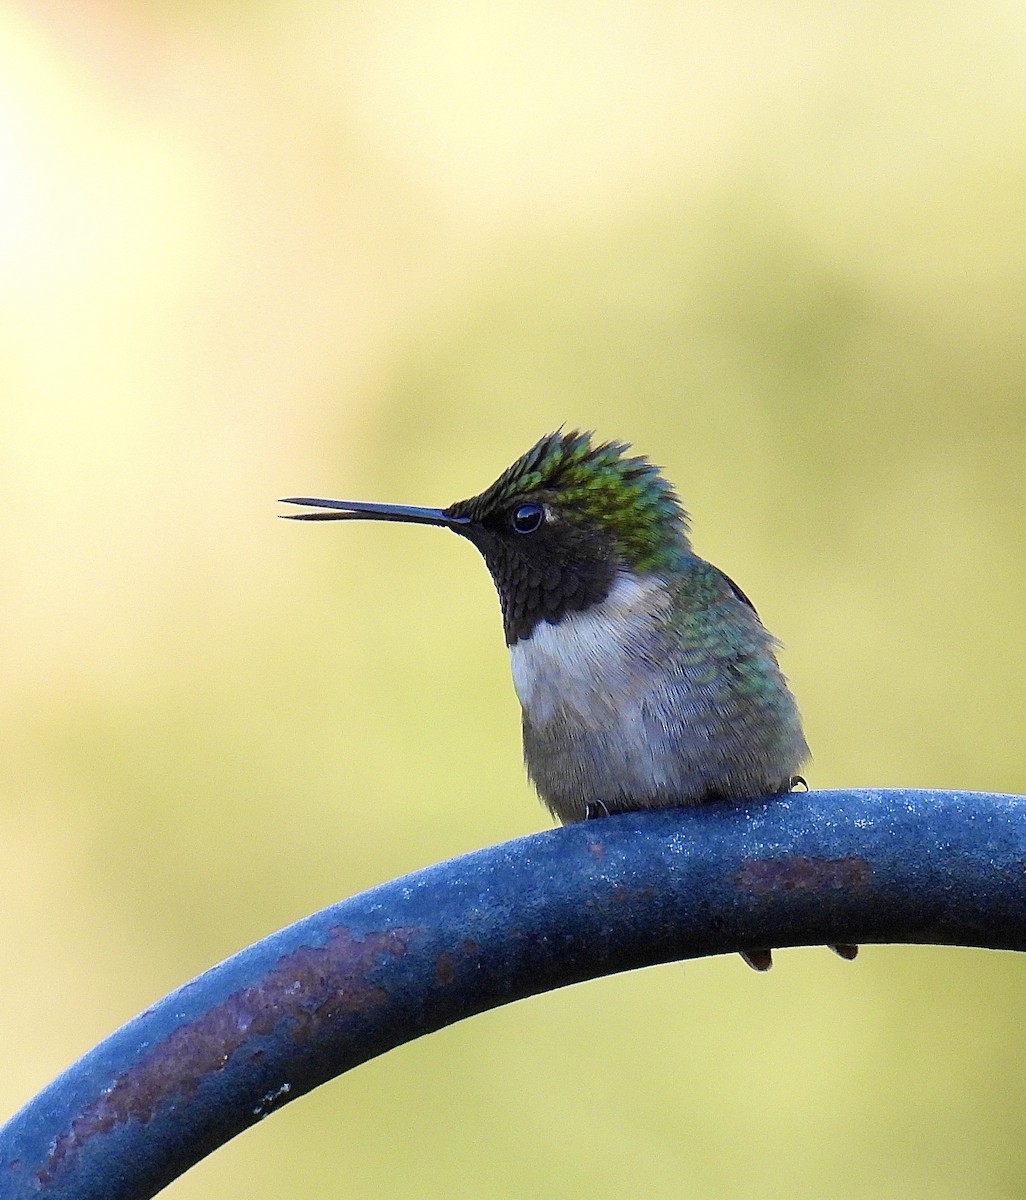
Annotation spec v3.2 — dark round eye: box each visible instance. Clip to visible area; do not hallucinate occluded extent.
[511,503,545,535]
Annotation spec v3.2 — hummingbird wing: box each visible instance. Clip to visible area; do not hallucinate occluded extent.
[714,567,758,617]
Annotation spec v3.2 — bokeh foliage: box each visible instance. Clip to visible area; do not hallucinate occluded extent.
[1,3,1025,1197]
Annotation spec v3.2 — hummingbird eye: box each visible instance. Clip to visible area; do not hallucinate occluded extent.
[510,503,545,535]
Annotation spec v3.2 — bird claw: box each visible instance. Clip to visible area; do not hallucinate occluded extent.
[742,944,859,971]
[829,943,859,960]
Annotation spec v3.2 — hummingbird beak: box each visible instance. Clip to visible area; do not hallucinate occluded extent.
[279,497,470,529]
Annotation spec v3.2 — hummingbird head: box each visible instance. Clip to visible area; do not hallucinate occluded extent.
[444,431,691,642]
[282,430,691,644]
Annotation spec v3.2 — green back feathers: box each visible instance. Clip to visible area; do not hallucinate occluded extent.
[450,430,691,574]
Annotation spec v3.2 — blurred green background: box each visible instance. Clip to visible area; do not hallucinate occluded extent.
[2,3,1026,1197]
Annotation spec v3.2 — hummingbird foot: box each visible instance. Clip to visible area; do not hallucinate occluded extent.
[789,775,809,791]
[583,800,611,819]
[741,945,858,970]
[829,943,859,960]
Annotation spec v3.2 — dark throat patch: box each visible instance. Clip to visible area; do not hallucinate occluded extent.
[461,526,617,645]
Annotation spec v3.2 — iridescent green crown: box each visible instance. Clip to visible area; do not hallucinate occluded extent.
[450,430,691,573]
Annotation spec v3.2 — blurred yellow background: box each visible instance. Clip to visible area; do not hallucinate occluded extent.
[2,2,1026,1197]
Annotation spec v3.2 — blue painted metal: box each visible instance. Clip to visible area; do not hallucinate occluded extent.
[3,788,1026,1199]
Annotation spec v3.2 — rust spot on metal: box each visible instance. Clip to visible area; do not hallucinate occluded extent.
[610,883,629,904]
[587,840,605,859]
[461,938,480,955]
[435,953,457,985]
[36,925,415,1186]
[738,856,872,897]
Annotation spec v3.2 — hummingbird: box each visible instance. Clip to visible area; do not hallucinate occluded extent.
[282,430,857,971]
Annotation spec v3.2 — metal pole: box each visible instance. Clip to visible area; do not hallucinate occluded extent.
[4,788,1026,1199]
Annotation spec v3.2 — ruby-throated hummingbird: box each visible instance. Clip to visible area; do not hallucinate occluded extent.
[282,430,856,970]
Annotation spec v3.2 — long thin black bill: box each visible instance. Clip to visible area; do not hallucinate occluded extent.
[279,498,469,527]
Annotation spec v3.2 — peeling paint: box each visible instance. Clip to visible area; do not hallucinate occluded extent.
[36,926,415,1186]
[737,856,872,897]
[435,953,457,985]
[252,1082,292,1118]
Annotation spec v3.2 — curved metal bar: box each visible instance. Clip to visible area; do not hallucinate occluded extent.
[4,788,1026,1199]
